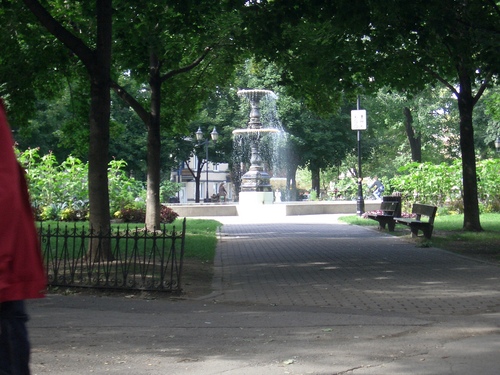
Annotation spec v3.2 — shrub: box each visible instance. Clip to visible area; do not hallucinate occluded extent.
[160,180,182,202]
[160,205,179,224]
[114,204,178,224]
[108,159,146,213]
[18,149,147,221]
[59,200,89,221]
[119,205,146,223]
[40,205,60,221]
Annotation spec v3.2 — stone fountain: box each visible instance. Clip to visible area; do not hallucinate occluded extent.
[235,89,279,206]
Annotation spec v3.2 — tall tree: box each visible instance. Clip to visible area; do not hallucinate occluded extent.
[110,1,243,229]
[367,0,499,231]
[279,100,353,198]
[23,0,113,258]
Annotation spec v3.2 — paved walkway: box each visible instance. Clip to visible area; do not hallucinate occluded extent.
[213,215,500,315]
[28,214,500,375]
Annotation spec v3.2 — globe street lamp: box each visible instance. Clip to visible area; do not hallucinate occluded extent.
[196,127,218,202]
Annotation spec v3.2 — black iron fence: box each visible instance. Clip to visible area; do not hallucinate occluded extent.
[39,219,186,293]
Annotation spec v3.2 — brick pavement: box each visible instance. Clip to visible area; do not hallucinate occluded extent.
[213,215,500,315]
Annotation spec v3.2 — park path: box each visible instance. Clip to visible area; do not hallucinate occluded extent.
[212,214,500,315]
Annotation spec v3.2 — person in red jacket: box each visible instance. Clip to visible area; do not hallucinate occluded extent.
[0,99,46,375]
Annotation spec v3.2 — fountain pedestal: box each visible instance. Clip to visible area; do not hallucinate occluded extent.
[235,89,277,207]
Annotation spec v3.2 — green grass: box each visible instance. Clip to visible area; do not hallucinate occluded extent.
[176,219,221,262]
[38,218,222,262]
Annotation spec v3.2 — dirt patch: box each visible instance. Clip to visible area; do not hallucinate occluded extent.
[180,259,214,298]
[48,258,215,300]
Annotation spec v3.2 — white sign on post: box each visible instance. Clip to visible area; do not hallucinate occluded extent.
[351,110,367,130]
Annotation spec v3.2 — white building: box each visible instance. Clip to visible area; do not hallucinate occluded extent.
[171,158,232,203]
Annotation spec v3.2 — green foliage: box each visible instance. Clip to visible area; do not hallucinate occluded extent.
[477,159,500,213]
[18,148,89,220]
[107,159,145,214]
[160,180,182,202]
[18,148,150,220]
[333,177,358,201]
[390,159,500,212]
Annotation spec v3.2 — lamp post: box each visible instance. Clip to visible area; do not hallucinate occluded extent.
[495,137,500,153]
[351,96,367,216]
[196,127,218,202]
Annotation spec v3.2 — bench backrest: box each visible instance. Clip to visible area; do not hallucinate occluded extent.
[412,203,437,224]
[380,201,399,216]
[382,195,402,216]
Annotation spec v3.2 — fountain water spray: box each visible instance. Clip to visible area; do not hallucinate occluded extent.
[235,89,279,204]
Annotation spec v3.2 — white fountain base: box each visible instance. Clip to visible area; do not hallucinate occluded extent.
[236,191,277,217]
[239,191,274,205]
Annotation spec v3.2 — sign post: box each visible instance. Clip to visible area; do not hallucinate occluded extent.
[351,97,367,216]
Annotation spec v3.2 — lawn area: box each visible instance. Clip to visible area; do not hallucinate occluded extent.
[338,213,500,264]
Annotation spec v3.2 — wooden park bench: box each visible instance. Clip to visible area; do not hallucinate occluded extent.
[367,199,401,232]
[394,203,438,239]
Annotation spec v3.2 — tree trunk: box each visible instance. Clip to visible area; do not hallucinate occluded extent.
[195,174,201,203]
[88,78,112,260]
[195,155,205,203]
[457,73,482,231]
[311,166,320,198]
[286,162,298,201]
[145,53,162,230]
[87,0,112,260]
[403,106,422,162]
[23,0,114,260]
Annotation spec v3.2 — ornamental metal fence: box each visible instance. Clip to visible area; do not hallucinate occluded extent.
[38,219,186,293]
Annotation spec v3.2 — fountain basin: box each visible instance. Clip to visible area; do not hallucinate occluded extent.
[232,128,280,134]
[168,200,382,217]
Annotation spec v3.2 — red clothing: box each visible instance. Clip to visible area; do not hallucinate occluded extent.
[0,99,46,302]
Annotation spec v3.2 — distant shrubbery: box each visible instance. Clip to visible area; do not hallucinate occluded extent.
[389,159,500,213]
[326,158,499,214]
[18,148,180,222]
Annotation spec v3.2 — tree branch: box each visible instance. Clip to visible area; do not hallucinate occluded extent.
[110,81,150,125]
[22,0,94,70]
[473,71,493,106]
[420,64,458,96]
[177,55,218,106]
[161,47,212,83]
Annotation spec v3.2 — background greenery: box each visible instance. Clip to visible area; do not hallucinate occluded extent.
[19,148,180,221]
